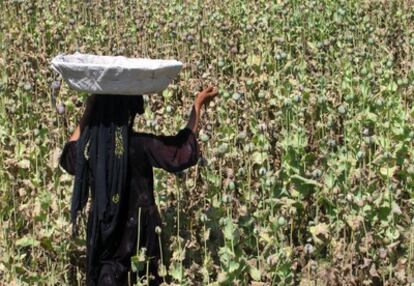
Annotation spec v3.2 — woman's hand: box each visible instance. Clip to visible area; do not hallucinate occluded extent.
[195,86,218,111]
[186,86,219,133]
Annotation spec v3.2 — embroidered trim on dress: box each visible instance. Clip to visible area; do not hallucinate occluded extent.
[112,193,120,204]
[115,127,124,158]
[84,139,90,160]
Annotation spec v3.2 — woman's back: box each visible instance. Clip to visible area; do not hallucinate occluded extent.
[59,127,200,285]
[59,86,217,285]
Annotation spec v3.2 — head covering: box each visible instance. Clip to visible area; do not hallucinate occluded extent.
[71,94,144,282]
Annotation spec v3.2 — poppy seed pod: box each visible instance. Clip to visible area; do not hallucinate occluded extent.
[155,226,162,235]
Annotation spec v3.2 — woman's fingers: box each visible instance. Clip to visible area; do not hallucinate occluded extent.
[208,88,218,97]
[196,86,218,107]
[203,86,214,93]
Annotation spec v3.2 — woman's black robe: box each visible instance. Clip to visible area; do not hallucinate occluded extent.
[59,127,200,286]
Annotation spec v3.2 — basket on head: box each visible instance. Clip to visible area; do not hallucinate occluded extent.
[51,52,183,95]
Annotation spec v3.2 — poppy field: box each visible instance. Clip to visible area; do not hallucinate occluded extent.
[1,0,414,285]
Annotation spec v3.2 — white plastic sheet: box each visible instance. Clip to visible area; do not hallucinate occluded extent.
[51,52,182,95]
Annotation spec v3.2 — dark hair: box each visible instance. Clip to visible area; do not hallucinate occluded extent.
[71,94,144,279]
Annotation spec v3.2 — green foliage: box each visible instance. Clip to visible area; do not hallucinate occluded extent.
[1,0,414,285]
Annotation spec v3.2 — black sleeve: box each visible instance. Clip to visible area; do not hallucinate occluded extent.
[134,128,201,173]
[59,140,77,175]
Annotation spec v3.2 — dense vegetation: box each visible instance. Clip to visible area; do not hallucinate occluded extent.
[1,0,413,285]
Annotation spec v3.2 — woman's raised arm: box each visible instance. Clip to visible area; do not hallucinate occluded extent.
[134,86,218,173]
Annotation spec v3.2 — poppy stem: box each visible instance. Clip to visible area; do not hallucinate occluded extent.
[157,234,166,284]
[146,259,150,286]
[137,207,142,282]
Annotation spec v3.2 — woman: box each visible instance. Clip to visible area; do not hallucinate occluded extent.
[59,86,218,285]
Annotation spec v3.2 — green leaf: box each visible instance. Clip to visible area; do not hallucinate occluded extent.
[15,236,40,248]
[309,223,330,244]
[323,172,336,189]
[158,264,167,277]
[169,262,183,281]
[247,54,261,67]
[259,228,272,243]
[378,206,391,222]
[218,245,234,265]
[40,237,54,252]
[207,173,221,188]
[249,265,262,281]
[162,89,173,99]
[380,166,398,178]
[291,174,321,187]
[365,112,378,123]
[223,219,234,240]
[392,127,404,136]
[391,201,402,215]
[385,228,400,240]
[252,152,267,165]
[228,261,240,273]
[130,255,144,273]
[389,81,398,92]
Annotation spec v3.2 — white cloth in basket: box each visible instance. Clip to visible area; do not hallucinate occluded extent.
[51,52,182,95]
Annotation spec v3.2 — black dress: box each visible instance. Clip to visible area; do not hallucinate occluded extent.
[59,127,200,285]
